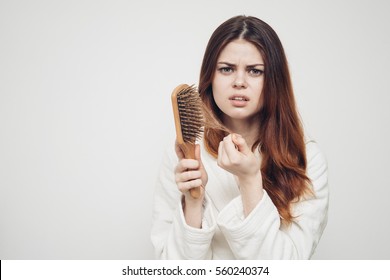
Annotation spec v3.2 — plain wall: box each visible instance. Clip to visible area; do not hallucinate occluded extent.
[1,0,389,259]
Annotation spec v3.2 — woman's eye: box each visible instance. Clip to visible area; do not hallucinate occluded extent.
[219,67,233,74]
[249,68,264,76]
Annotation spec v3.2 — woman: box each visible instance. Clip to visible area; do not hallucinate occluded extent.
[151,15,329,259]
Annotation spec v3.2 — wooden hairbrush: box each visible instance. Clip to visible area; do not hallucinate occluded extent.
[171,84,204,199]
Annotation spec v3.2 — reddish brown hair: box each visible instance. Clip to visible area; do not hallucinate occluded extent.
[199,15,311,224]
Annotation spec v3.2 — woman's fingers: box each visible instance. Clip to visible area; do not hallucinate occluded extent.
[177,179,203,193]
[218,134,240,167]
[217,134,262,181]
[175,170,202,183]
[223,135,240,164]
[231,133,251,155]
[175,158,204,195]
[174,159,199,173]
[217,140,227,166]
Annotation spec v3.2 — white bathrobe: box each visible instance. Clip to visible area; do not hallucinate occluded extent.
[151,138,329,259]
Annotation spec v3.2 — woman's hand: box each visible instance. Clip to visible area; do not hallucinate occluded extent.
[174,142,208,227]
[217,134,261,184]
[217,134,263,216]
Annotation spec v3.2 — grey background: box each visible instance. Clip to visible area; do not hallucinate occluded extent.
[1,0,389,259]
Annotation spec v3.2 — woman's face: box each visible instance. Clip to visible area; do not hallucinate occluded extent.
[212,39,264,125]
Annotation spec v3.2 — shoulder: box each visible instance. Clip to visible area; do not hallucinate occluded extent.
[304,137,328,196]
[304,137,327,170]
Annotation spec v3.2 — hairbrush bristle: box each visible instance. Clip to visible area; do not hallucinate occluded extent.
[176,85,204,144]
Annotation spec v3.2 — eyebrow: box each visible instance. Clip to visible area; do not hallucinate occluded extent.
[217,61,264,67]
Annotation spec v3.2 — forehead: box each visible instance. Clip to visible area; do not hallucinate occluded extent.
[218,39,263,63]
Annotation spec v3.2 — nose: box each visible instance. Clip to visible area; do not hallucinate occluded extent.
[232,71,247,89]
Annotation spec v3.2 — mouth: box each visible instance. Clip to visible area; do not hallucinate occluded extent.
[229,95,250,101]
[228,95,250,107]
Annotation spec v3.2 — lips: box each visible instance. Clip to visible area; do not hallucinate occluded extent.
[229,94,250,107]
[229,95,250,101]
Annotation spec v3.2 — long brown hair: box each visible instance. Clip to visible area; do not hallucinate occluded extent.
[199,15,311,224]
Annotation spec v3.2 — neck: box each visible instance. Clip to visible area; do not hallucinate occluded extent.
[222,116,260,148]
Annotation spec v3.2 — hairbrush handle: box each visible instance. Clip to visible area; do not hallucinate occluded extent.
[178,142,201,199]
[172,84,203,199]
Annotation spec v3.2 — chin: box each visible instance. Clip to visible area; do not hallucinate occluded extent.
[224,112,255,122]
